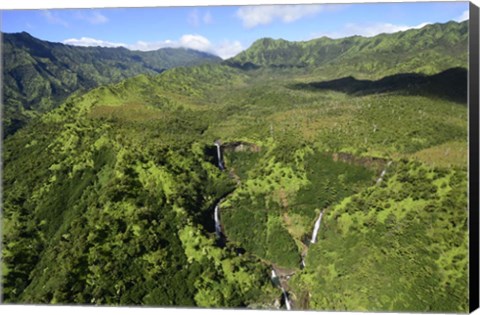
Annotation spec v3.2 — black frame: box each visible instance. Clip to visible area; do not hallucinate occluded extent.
[469,2,480,313]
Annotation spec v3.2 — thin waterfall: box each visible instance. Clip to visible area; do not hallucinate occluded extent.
[310,210,324,244]
[271,269,292,310]
[376,161,392,184]
[214,141,224,170]
[282,288,292,310]
[214,202,221,238]
[271,269,278,280]
[376,169,387,184]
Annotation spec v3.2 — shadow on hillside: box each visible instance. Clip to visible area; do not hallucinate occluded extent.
[292,67,467,104]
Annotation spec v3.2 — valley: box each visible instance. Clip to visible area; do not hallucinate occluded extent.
[1,19,469,312]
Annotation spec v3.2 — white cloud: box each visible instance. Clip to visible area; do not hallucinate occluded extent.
[75,11,109,25]
[41,10,69,27]
[63,34,244,59]
[178,34,212,51]
[236,4,324,28]
[214,40,244,59]
[456,10,469,22]
[63,37,125,47]
[316,21,431,39]
[129,35,243,59]
[126,35,211,52]
[188,9,213,27]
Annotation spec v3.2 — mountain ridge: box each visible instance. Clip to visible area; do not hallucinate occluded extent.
[226,20,468,75]
[2,31,222,136]
[8,31,219,57]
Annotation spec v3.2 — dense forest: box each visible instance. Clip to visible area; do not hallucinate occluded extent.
[1,20,469,312]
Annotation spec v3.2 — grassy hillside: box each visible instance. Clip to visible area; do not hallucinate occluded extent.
[227,21,468,78]
[1,20,469,311]
[2,31,221,136]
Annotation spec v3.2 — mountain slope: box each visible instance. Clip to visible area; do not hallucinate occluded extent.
[2,64,278,306]
[1,20,469,311]
[226,21,468,77]
[2,61,468,310]
[2,31,221,136]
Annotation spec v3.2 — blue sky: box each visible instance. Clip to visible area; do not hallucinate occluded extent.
[1,2,469,59]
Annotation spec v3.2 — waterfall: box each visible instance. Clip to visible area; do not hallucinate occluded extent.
[376,161,392,184]
[271,269,292,310]
[282,288,292,310]
[310,210,324,244]
[214,141,224,170]
[214,203,221,239]
[376,169,387,184]
[271,269,278,279]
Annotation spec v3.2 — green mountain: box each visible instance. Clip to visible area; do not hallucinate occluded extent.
[2,31,221,136]
[2,21,469,312]
[227,20,468,77]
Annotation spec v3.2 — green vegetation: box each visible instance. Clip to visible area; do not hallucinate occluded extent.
[1,20,469,312]
[1,91,274,305]
[228,21,467,78]
[291,161,468,312]
[2,31,221,136]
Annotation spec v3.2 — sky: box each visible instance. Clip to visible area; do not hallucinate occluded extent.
[0,1,470,59]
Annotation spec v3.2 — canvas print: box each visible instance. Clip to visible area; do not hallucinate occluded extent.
[0,1,473,312]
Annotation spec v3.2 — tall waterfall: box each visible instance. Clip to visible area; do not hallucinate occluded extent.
[214,203,221,238]
[271,269,292,310]
[214,141,224,170]
[310,210,324,244]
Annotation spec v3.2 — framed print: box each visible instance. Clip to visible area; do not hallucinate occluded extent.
[1,0,479,314]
